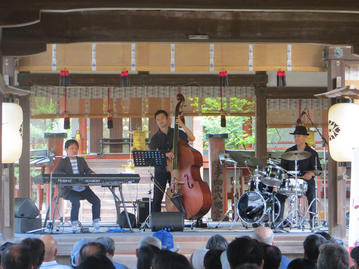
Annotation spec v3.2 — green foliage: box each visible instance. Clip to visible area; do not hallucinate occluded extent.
[202,116,255,150]
[188,97,255,113]
[31,98,57,115]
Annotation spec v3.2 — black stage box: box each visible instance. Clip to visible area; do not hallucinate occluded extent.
[151,212,184,232]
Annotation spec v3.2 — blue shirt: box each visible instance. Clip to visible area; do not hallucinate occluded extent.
[280,255,290,269]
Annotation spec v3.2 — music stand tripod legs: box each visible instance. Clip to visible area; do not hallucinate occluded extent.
[140,171,154,231]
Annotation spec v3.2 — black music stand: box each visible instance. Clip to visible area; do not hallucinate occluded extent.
[132,151,166,230]
[133,150,166,167]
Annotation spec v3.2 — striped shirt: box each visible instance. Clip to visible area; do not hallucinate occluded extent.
[70,159,86,192]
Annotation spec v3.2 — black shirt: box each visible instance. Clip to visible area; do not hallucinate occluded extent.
[149,127,188,173]
[280,144,321,177]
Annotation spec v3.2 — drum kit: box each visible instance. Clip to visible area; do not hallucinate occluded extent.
[221,150,323,231]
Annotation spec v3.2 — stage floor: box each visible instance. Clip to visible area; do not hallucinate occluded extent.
[8,221,329,269]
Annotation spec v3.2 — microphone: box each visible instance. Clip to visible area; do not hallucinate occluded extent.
[296,111,306,125]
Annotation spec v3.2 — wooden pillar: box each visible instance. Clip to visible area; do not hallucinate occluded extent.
[326,48,346,239]
[78,118,87,154]
[242,117,253,150]
[206,133,228,221]
[255,87,267,163]
[19,95,31,198]
[148,117,157,138]
[109,118,123,152]
[89,118,103,153]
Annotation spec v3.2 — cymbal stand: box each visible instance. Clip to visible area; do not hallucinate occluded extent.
[140,170,154,230]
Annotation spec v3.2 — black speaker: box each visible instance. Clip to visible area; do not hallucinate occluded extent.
[14,217,42,233]
[136,199,150,225]
[117,211,137,228]
[151,212,184,232]
[14,198,39,219]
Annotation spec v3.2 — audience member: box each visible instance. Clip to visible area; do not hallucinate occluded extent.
[263,245,281,269]
[206,235,228,251]
[78,256,115,269]
[251,227,290,269]
[153,230,179,252]
[220,250,230,269]
[21,238,45,269]
[191,248,209,269]
[95,237,128,269]
[70,239,89,268]
[204,249,223,269]
[227,237,263,268]
[303,234,327,265]
[137,245,160,269]
[236,264,260,269]
[317,243,349,269]
[79,242,107,265]
[137,236,161,257]
[1,244,33,269]
[287,258,315,269]
[152,250,193,269]
[40,235,71,269]
[351,246,359,269]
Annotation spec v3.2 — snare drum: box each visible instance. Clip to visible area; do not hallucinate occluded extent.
[278,178,308,197]
[262,165,287,187]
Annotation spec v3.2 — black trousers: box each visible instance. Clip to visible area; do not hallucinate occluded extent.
[152,170,171,212]
[66,187,101,222]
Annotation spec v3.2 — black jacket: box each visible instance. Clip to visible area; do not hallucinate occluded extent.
[54,157,94,198]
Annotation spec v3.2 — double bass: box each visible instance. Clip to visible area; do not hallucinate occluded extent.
[165,93,212,219]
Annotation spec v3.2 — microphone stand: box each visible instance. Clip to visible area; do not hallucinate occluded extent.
[303,111,328,227]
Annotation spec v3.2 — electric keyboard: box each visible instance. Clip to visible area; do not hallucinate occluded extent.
[34,173,140,186]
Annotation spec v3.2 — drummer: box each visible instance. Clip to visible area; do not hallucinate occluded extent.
[280,126,321,225]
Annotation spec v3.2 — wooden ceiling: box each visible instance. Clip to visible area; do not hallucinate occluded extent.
[3,1,359,56]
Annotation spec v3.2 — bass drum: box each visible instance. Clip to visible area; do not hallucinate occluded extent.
[237,191,281,225]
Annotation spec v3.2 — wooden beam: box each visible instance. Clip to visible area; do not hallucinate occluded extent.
[3,11,359,48]
[19,95,31,198]
[18,72,264,87]
[264,87,328,99]
[255,87,267,163]
[0,9,40,27]
[1,41,46,56]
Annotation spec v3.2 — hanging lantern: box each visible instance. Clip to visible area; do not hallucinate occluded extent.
[2,102,23,163]
[328,101,359,162]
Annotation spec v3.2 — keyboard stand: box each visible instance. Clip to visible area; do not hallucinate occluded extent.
[108,184,133,231]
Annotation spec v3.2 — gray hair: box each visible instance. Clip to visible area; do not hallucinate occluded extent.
[95,237,115,256]
[138,236,161,250]
[317,243,349,269]
[206,234,228,251]
[251,227,274,245]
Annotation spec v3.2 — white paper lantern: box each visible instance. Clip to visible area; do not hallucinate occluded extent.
[328,103,359,162]
[2,102,23,163]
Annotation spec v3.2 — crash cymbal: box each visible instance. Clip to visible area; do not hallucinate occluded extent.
[225,150,265,168]
[281,150,311,161]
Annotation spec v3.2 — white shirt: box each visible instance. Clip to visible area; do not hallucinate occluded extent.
[70,159,86,192]
[40,261,72,269]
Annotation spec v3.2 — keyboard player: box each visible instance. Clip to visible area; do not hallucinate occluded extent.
[54,139,101,233]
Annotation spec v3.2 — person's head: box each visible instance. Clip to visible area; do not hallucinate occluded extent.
[71,238,89,267]
[95,237,116,257]
[1,244,32,269]
[40,235,58,262]
[152,230,178,252]
[262,244,281,269]
[251,227,274,245]
[317,243,349,269]
[290,126,309,147]
[314,231,332,241]
[138,236,162,250]
[78,255,115,269]
[191,248,209,269]
[303,234,327,264]
[227,237,264,269]
[236,264,261,269]
[65,139,79,156]
[204,249,223,269]
[137,245,160,269]
[287,258,315,269]
[152,250,193,269]
[154,110,169,129]
[21,238,45,269]
[79,242,107,265]
[206,234,228,251]
[351,246,359,268]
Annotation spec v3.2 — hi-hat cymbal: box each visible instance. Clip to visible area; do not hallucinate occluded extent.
[281,150,312,161]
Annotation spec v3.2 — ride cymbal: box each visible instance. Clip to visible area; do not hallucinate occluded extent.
[281,150,311,161]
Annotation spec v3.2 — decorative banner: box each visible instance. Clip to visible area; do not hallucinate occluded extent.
[170,43,175,72]
[91,43,97,71]
[51,44,57,71]
[287,44,292,71]
[349,147,359,257]
[131,43,136,72]
[209,43,214,72]
[248,44,253,71]
[328,103,359,162]
[2,103,23,163]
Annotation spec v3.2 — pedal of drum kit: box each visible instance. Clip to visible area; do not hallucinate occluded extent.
[221,150,326,231]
